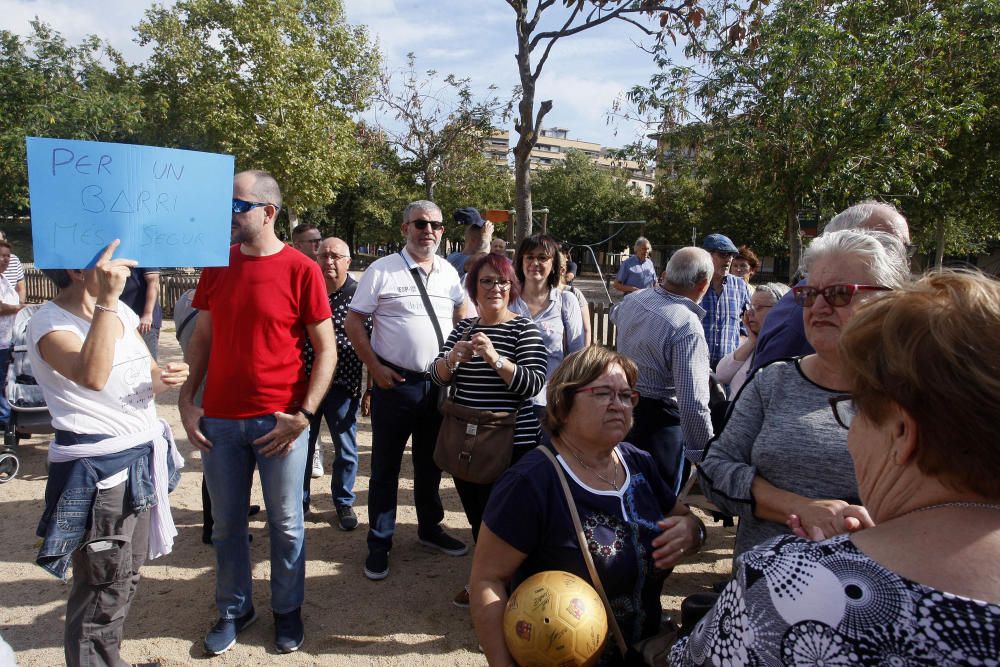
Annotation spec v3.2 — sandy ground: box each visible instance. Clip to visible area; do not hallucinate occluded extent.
[0,323,735,666]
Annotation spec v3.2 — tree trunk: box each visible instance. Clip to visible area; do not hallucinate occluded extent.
[786,205,802,282]
[287,206,299,240]
[934,218,946,268]
[514,150,532,243]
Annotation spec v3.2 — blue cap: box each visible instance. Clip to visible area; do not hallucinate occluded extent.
[702,233,738,253]
[453,207,485,227]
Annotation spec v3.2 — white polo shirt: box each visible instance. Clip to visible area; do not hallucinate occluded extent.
[350,249,465,372]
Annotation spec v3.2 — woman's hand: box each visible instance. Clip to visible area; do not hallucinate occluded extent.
[94,240,137,305]
[742,310,757,345]
[450,339,477,366]
[159,361,188,387]
[788,504,875,541]
[469,332,499,366]
[651,513,702,569]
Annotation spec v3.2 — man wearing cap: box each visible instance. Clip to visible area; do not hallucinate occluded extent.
[612,237,656,294]
[699,233,752,368]
[345,200,470,582]
[446,207,494,278]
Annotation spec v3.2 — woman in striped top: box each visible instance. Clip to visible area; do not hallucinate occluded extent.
[431,254,547,607]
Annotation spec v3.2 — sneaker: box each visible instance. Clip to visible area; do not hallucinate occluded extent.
[418,530,468,556]
[310,449,323,478]
[452,585,470,608]
[336,505,359,531]
[274,607,304,654]
[364,549,389,580]
[203,606,257,655]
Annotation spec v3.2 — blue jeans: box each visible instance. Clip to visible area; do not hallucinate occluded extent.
[0,346,11,425]
[201,415,308,617]
[303,385,360,510]
[367,378,444,553]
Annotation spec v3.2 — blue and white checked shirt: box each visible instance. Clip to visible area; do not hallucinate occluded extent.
[611,286,714,452]
[699,275,752,367]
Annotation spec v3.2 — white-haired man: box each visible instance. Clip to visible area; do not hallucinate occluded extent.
[611,247,715,494]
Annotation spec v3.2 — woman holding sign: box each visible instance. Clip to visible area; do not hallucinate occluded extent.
[28,240,188,667]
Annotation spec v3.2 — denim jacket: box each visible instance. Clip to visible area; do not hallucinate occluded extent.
[36,431,180,580]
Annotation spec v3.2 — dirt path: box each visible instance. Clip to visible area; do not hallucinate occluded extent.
[0,325,734,666]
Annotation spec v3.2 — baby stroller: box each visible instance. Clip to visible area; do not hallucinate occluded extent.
[0,305,53,483]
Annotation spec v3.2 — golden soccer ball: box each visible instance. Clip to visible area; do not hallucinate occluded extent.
[502,570,608,667]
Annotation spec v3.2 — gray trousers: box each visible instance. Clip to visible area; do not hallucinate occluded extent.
[65,481,150,667]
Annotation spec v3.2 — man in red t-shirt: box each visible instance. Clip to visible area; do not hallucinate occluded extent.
[179,170,335,656]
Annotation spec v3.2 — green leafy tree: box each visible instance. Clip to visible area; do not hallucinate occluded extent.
[0,21,143,214]
[136,0,380,233]
[531,150,649,246]
[505,0,752,243]
[634,0,999,274]
[373,53,512,203]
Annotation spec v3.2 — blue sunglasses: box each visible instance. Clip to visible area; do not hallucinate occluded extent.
[232,198,273,214]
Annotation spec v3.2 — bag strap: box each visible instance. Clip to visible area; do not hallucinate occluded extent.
[175,308,199,343]
[402,251,445,349]
[443,318,479,398]
[538,446,629,657]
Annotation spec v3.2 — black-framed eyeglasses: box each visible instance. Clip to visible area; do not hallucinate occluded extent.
[792,283,891,308]
[232,198,272,214]
[575,386,640,407]
[828,394,857,429]
[478,278,512,291]
[523,253,552,263]
[410,219,445,231]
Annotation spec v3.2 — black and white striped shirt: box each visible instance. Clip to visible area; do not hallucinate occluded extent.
[433,316,547,448]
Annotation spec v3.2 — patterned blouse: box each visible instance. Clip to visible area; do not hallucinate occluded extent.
[671,533,1000,666]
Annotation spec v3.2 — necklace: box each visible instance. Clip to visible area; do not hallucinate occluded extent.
[899,501,1000,519]
[559,439,619,491]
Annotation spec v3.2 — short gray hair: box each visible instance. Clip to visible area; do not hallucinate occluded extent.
[802,229,910,288]
[754,282,790,306]
[664,247,713,288]
[634,236,651,250]
[402,200,442,224]
[824,200,909,243]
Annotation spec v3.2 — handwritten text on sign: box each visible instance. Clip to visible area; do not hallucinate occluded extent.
[26,137,234,268]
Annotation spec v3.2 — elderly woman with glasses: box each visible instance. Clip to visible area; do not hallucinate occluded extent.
[698,229,910,557]
[431,254,547,607]
[470,346,706,666]
[672,270,1000,666]
[715,282,790,398]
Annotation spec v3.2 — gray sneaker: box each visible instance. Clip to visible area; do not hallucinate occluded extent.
[336,505,358,531]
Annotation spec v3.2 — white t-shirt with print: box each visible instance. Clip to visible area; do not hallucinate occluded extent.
[27,301,157,436]
[0,276,19,346]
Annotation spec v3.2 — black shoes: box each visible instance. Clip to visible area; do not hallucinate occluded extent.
[273,607,304,654]
[418,530,469,556]
[364,549,390,580]
[336,505,359,531]
[203,606,257,655]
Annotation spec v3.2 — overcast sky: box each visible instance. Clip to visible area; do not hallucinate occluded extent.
[1,0,679,149]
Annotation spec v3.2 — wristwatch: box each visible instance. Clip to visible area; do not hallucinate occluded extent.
[299,407,316,421]
[494,356,505,370]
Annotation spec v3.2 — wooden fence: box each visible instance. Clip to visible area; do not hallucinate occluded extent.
[26,269,622,348]
[26,269,200,318]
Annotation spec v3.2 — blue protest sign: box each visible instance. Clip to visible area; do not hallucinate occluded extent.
[26,137,234,268]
